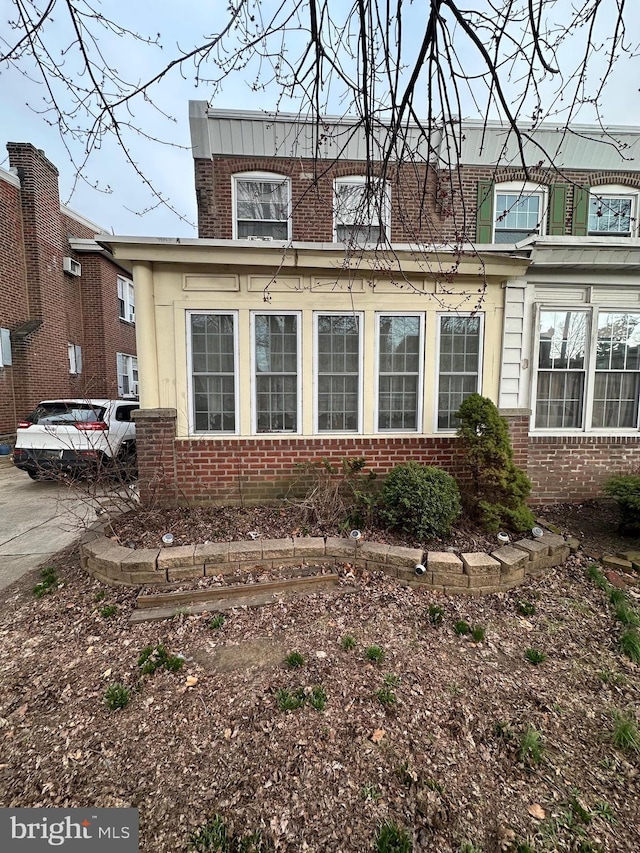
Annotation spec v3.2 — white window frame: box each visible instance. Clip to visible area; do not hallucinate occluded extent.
[0,328,11,367]
[435,312,484,432]
[374,312,424,433]
[117,276,135,323]
[532,305,640,433]
[588,184,639,237]
[313,311,364,434]
[232,171,291,240]
[250,311,302,434]
[333,175,391,245]
[493,181,547,243]
[117,352,139,398]
[187,310,240,435]
[67,343,82,375]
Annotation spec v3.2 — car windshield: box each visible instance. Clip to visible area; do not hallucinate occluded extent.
[29,403,106,425]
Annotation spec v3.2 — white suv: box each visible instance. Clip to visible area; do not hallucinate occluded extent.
[13,399,138,480]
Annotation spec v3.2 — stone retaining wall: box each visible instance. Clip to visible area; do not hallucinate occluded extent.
[80,530,571,595]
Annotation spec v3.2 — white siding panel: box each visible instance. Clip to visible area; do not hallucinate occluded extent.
[591,287,640,306]
[534,285,589,303]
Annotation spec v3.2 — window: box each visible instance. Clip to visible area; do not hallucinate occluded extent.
[315,313,362,432]
[535,309,640,431]
[233,173,290,239]
[334,176,389,244]
[117,353,139,397]
[117,276,135,323]
[67,343,82,375]
[588,186,638,237]
[376,314,422,431]
[437,315,483,430]
[253,313,300,432]
[189,312,238,433]
[0,328,11,367]
[494,182,546,243]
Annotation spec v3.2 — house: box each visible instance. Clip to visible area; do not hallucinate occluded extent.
[0,143,138,441]
[102,106,640,507]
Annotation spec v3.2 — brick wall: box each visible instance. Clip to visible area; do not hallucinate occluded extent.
[195,153,640,244]
[195,155,443,243]
[528,436,640,504]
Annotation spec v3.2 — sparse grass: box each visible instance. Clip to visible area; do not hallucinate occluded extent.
[99,604,118,619]
[593,800,615,824]
[458,842,483,853]
[587,563,609,591]
[284,651,305,668]
[275,687,306,712]
[187,814,273,852]
[568,792,592,825]
[608,587,627,607]
[471,625,486,643]
[340,634,356,650]
[308,685,327,711]
[614,602,640,627]
[384,673,401,687]
[525,648,547,665]
[104,683,131,711]
[619,628,640,663]
[365,644,385,664]
[516,600,536,616]
[598,668,625,686]
[138,644,185,675]
[374,819,412,853]
[454,620,471,636]
[376,687,397,707]
[424,778,445,794]
[94,590,106,602]
[428,604,445,626]
[208,614,226,630]
[361,783,381,802]
[611,710,640,754]
[33,566,58,598]
[519,725,544,766]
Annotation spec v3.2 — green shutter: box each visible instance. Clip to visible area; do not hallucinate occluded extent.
[548,183,569,235]
[572,186,589,236]
[476,180,494,243]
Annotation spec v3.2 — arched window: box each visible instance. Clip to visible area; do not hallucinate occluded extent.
[588,184,639,237]
[232,172,291,240]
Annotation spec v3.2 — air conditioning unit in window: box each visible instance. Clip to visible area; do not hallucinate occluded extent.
[63,257,82,277]
[247,235,274,241]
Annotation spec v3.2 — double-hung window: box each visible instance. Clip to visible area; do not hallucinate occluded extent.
[588,186,638,237]
[535,309,640,431]
[233,172,290,239]
[437,314,483,430]
[189,312,238,433]
[334,176,389,244]
[376,314,423,431]
[117,276,135,323]
[494,182,546,243]
[315,313,362,432]
[253,313,300,432]
[117,353,138,397]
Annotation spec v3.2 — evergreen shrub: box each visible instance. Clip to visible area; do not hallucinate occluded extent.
[379,461,461,539]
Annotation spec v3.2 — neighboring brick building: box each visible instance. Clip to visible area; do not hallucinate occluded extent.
[0,144,137,441]
[104,107,640,506]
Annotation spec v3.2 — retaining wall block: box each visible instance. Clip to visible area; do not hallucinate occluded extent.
[168,566,206,582]
[513,539,549,560]
[491,545,529,570]
[387,545,426,569]
[84,538,129,572]
[239,560,273,572]
[467,570,502,588]
[157,545,196,569]
[602,555,634,572]
[195,542,230,565]
[124,571,168,585]
[261,538,295,559]
[205,561,240,577]
[499,565,526,585]
[120,549,161,573]
[462,552,501,575]
[325,537,358,559]
[427,552,464,574]
[366,560,394,575]
[550,545,570,567]
[357,541,390,562]
[526,554,557,576]
[228,541,262,562]
[538,531,567,556]
[432,570,469,588]
[293,537,326,557]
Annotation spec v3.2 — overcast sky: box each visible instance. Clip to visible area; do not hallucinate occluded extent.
[1,0,639,238]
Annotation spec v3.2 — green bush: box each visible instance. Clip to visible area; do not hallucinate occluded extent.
[379,462,461,539]
[603,475,640,536]
[455,394,535,533]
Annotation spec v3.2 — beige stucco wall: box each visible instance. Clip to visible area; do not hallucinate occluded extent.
[115,241,530,439]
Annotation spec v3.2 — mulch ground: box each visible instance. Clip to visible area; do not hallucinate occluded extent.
[0,500,639,852]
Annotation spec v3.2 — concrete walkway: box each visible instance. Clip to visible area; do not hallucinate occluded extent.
[0,460,100,591]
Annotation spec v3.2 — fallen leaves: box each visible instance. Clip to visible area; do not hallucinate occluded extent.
[528,803,546,820]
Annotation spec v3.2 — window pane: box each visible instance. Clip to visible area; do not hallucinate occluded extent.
[437,316,481,429]
[495,192,541,238]
[335,179,387,243]
[588,196,632,235]
[593,312,640,428]
[538,311,586,370]
[191,314,235,432]
[535,371,584,428]
[236,178,288,238]
[317,315,360,432]
[254,314,298,432]
[378,316,420,431]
